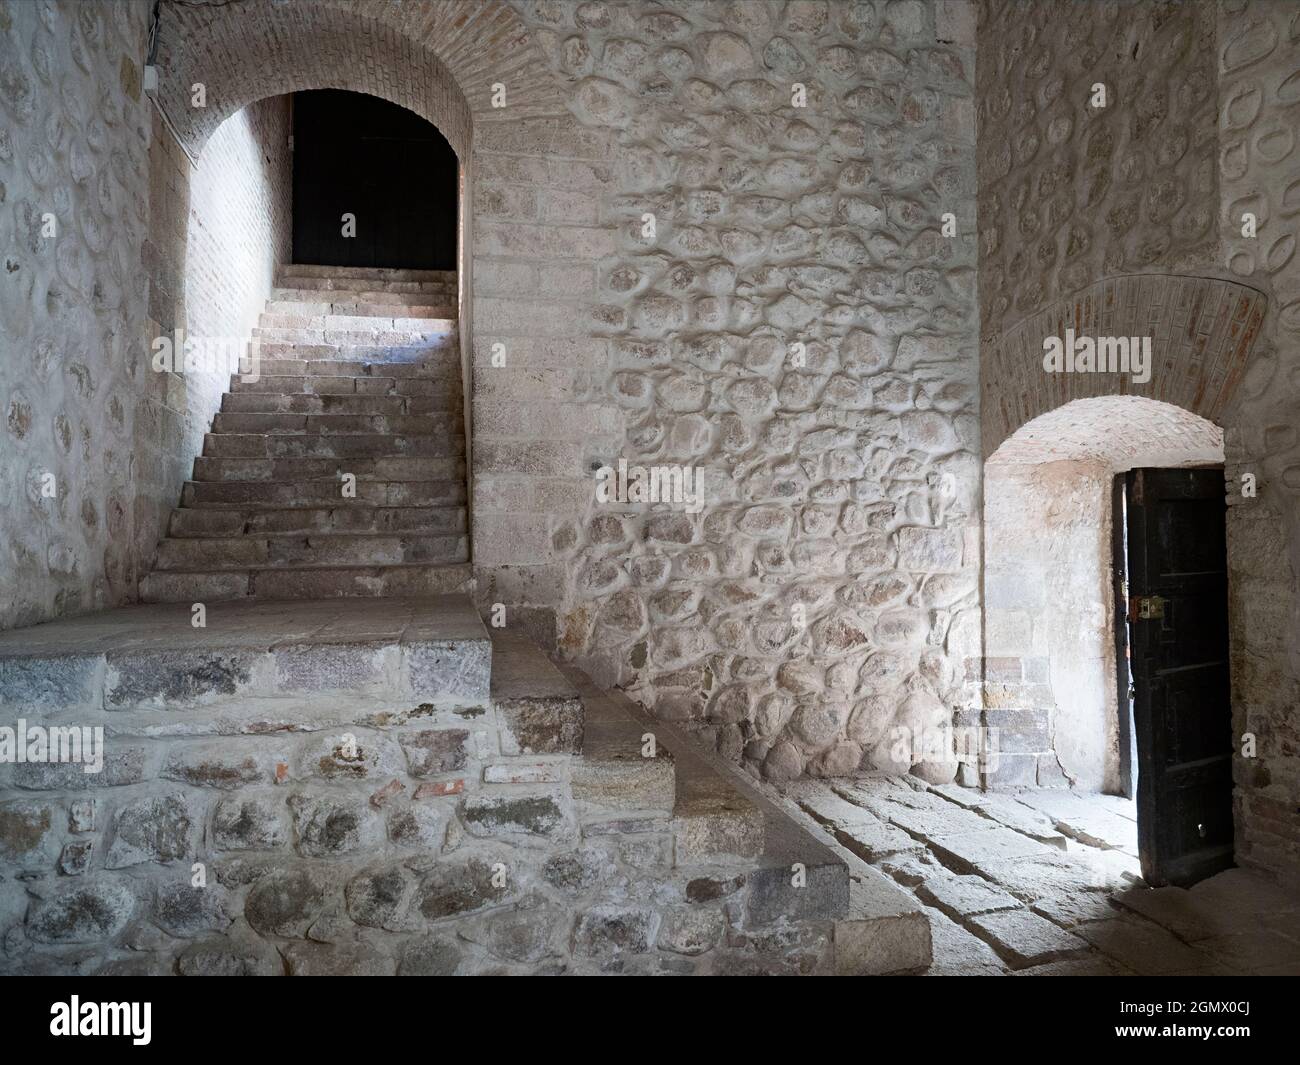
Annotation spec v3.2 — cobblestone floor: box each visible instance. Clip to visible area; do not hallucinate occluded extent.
[783,775,1300,975]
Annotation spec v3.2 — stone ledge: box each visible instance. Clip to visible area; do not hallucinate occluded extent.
[0,596,491,713]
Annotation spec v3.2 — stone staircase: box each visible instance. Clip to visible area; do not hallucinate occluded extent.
[139,264,470,603]
[0,595,931,975]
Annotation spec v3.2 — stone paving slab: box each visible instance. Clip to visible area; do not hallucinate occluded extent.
[1012,790,1138,855]
[964,792,1070,848]
[790,782,923,862]
[1187,866,1300,915]
[970,850,1133,901]
[1072,915,1224,976]
[916,873,1021,921]
[1007,955,1130,976]
[1030,889,1121,928]
[922,907,1007,975]
[846,789,1002,840]
[966,909,1090,970]
[1111,884,1257,941]
[1189,932,1300,975]
[769,775,1294,975]
[926,825,1054,873]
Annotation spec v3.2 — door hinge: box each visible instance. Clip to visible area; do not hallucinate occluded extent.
[1133,595,1166,620]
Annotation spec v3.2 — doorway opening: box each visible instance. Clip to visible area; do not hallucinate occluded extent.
[291,89,460,270]
[982,397,1234,886]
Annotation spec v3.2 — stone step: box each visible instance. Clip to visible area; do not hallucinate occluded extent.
[237,358,460,381]
[833,867,934,975]
[253,330,451,351]
[153,533,468,570]
[559,667,849,923]
[192,455,466,483]
[210,412,461,436]
[278,264,456,284]
[138,562,473,603]
[168,505,467,538]
[244,357,458,378]
[182,479,467,507]
[220,392,460,416]
[202,432,463,460]
[232,375,459,398]
[272,287,456,307]
[255,341,456,362]
[0,594,489,713]
[258,312,456,332]
[556,669,764,865]
[271,277,455,297]
[263,301,455,321]
[488,630,585,758]
[570,682,677,821]
[768,781,932,971]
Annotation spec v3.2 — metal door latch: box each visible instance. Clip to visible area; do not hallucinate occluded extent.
[1133,595,1166,620]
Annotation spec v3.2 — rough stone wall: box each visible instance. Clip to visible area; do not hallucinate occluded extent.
[0,653,829,976]
[0,0,153,630]
[136,97,293,582]
[0,2,290,631]
[500,0,983,784]
[977,0,1220,339]
[1215,0,1300,881]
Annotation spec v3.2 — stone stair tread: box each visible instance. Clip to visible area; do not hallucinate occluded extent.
[279,264,456,282]
[833,865,935,976]
[172,502,465,513]
[272,286,455,302]
[192,459,466,481]
[202,433,464,453]
[489,631,580,702]
[147,560,470,574]
[558,664,849,920]
[154,532,468,567]
[139,562,473,603]
[168,507,467,538]
[183,478,466,489]
[487,631,584,757]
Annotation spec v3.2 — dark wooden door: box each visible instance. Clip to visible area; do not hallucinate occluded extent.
[292,89,459,270]
[1125,467,1233,887]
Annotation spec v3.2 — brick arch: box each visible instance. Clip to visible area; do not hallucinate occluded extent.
[982,273,1268,459]
[987,396,1225,470]
[153,0,565,159]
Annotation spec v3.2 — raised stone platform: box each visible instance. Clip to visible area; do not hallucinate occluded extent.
[0,596,490,718]
[0,599,851,975]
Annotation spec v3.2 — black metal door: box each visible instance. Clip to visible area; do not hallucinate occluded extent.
[1125,467,1233,887]
[291,89,459,271]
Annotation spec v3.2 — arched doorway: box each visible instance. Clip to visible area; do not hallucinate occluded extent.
[982,397,1233,885]
[140,84,472,602]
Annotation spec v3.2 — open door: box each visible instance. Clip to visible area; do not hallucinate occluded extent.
[1124,467,1234,887]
